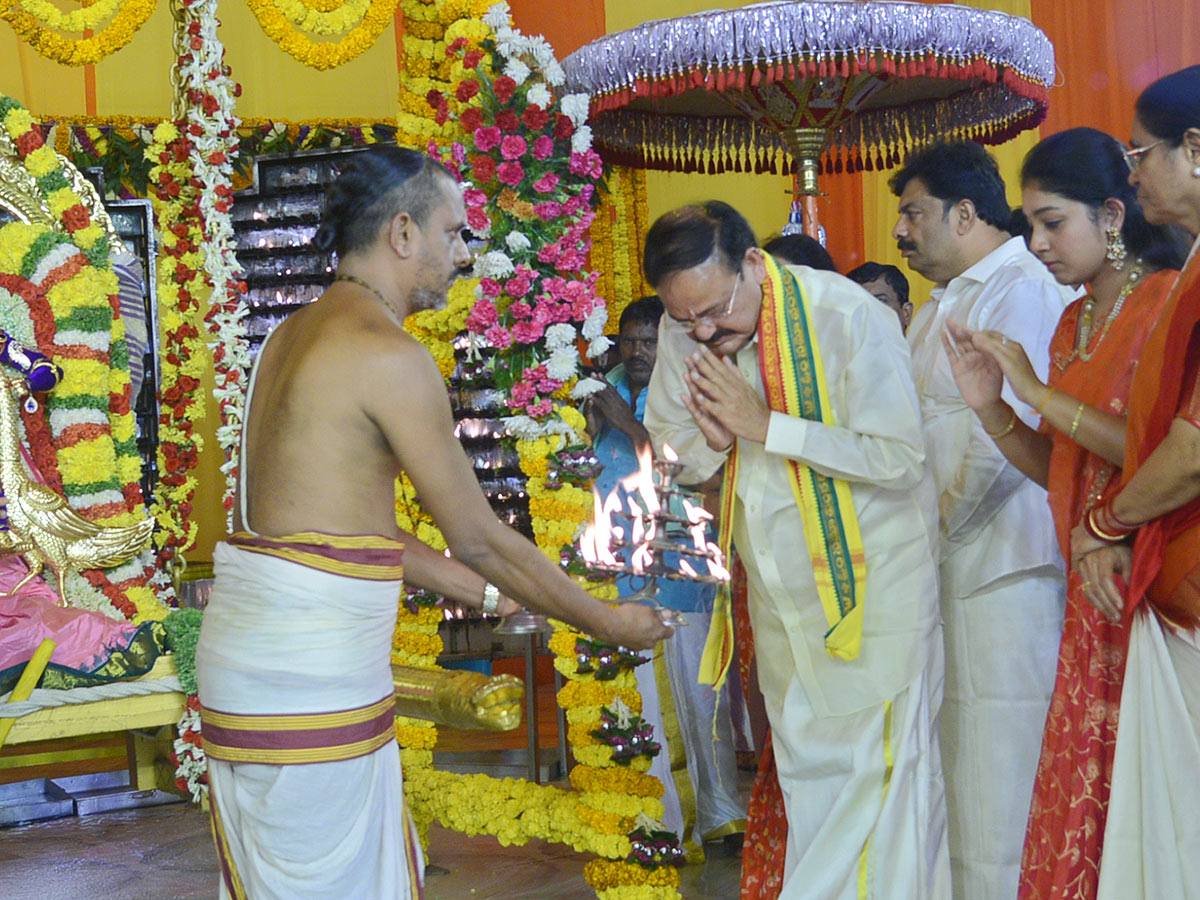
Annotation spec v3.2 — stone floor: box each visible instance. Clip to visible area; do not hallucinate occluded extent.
[1,795,743,900]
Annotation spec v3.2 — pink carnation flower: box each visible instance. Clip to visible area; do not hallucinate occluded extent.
[527,398,553,418]
[467,207,490,232]
[559,249,586,271]
[533,172,560,194]
[531,135,555,160]
[465,299,498,333]
[500,134,528,161]
[463,188,488,207]
[568,149,604,179]
[533,201,563,221]
[484,324,513,350]
[505,275,533,299]
[479,278,503,298]
[497,161,525,186]
[474,126,502,152]
[512,320,546,344]
[510,379,536,405]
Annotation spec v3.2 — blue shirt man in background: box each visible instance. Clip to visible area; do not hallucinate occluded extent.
[587,296,747,854]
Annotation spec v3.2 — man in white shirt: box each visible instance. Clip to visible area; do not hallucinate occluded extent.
[642,201,950,900]
[891,141,1071,900]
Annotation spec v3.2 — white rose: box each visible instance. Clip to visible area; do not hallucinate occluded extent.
[570,125,593,154]
[473,250,515,280]
[544,323,577,350]
[505,231,532,252]
[526,82,552,109]
[505,57,531,85]
[546,347,579,381]
[561,94,591,127]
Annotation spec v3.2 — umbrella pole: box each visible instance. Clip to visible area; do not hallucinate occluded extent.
[782,127,827,241]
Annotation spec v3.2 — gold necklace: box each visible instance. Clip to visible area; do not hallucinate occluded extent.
[1065,261,1144,367]
[334,273,402,319]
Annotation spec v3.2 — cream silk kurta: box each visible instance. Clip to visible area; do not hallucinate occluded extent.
[907,236,1072,594]
[645,264,941,720]
[645,266,949,899]
[907,236,1071,900]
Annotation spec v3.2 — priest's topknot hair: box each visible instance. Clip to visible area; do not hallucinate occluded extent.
[314,146,454,256]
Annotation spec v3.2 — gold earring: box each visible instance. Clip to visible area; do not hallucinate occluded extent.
[1105,226,1127,270]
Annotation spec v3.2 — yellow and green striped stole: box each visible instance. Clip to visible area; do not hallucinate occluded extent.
[699,255,867,689]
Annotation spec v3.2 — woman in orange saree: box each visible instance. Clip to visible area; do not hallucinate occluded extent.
[944,126,1188,900]
[1070,65,1200,900]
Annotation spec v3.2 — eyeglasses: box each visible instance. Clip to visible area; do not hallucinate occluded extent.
[680,270,741,334]
[1123,138,1166,172]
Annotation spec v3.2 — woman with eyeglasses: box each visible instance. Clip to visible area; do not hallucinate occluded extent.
[1060,64,1200,900]
[943,124,1188,900]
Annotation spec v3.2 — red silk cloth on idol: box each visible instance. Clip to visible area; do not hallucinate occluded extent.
[731,555,788,900]
[1018,269,1176,900]
[1115,249,1200,624]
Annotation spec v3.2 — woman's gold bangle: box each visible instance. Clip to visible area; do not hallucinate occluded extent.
[985,407,1018,439]
[1068,401,1086,440]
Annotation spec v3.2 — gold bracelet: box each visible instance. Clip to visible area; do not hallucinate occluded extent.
[984,407,1018,439]
[1068,401,1086,439]
[1086,505,1130,543]
[1035,387,1056,416]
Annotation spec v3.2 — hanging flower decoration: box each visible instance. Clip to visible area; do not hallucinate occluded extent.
[0,0,158,67]
[144,120,207,575]
[177,0,252,529]
[245,0,403,70]
[388,6,678,898]
[626,814,687,871]
[0,95,162,623]
[591,698,661,766]
[397,0,493,139]
[572,637,647,682]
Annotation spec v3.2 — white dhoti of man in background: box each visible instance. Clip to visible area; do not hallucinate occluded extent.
[642,199,950,900]
[891,140,1072,900]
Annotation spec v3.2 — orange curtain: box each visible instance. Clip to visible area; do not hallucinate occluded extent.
[509,0,606,59]
[818,170,866,273]
[1030,0,1198,139]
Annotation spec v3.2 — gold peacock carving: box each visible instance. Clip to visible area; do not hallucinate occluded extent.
[0,375,154,604]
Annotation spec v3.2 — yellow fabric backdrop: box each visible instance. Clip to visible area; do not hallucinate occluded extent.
[0,3,405,118]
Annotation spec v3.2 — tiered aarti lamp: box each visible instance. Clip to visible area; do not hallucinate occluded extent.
[580,445,730,627]
[563,0,1055,235]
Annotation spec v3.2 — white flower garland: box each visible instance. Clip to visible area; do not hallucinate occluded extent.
[167,0,247,801]
[178,0,251,529]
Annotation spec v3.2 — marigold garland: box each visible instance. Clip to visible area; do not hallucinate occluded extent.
[14,0,124,34]
[245,0,401,70]
[0,0,159,67]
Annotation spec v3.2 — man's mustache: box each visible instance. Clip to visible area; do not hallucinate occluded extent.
[696,328,739,346]
[897,238,917,253]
